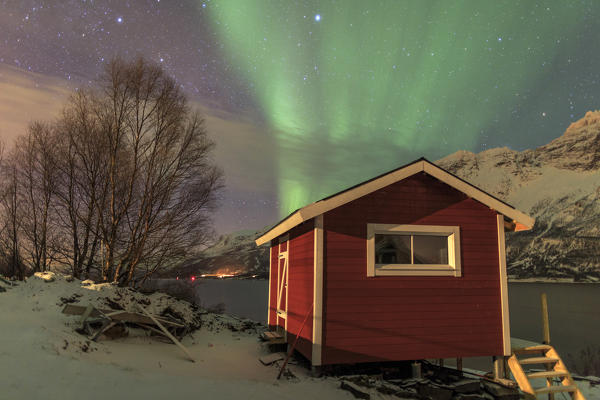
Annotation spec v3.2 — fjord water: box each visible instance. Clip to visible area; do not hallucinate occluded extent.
[194,280,598,354]
[194,279,269,323]
[508,282,600,367]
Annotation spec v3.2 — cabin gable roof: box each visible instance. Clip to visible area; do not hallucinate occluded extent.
[255,158,535,246]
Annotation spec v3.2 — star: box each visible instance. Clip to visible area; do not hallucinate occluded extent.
[116,17,123,23]
[314,14,321,22]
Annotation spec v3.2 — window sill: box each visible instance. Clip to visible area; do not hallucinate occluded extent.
[374,264,460,277]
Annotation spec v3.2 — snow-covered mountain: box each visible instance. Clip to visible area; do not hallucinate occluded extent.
[188,111,600,282]
[178,230,270,279]
[438,110,600,282]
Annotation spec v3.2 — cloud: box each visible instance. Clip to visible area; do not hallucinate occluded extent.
[194,103,281,233]
[0,64,72,145]
[0,64,280,233]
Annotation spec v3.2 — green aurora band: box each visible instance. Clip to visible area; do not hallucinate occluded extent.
[207,1,582,217]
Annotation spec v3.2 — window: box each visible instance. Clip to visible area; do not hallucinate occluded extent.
[367,224,461,277]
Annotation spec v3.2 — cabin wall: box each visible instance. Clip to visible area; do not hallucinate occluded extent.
[268,220,315,361]
[286,221,315,361]
[268,241,278,330]
[322,172,503,365]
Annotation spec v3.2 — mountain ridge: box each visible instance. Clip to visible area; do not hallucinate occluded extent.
[189,111,600,282]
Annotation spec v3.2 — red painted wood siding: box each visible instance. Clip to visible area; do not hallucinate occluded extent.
[268,242,278,330]
[286,221,314,361]
[322,172,503,365]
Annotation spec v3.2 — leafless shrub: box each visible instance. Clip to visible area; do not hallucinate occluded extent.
[141,278,201,305]
[566,345,600,377]
[204,302,226,314]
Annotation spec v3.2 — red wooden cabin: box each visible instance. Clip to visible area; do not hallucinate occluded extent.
[255,158,534,367]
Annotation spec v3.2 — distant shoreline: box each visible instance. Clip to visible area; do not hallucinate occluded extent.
[509,277,600,284]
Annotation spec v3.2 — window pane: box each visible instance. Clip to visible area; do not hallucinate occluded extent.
[375,234,411,264]
[413,235,448,264]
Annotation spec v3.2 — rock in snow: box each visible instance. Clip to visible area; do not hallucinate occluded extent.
[33,271,56,282]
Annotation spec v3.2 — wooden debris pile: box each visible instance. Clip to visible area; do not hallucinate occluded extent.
[62,303,196,362]
[55,278,206,362]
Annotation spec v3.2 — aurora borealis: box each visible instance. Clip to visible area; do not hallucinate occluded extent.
[208,1,595,216]
[2,1,600,232]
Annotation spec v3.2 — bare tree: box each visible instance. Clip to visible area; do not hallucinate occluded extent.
[59,58,222,284]
[0,155,24,280]
[12,123,58,273]
[52,92,107,279]
[0,57,221,283]
[95,58,222,284]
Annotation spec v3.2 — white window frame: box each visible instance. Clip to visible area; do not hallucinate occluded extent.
[367,223,461,277]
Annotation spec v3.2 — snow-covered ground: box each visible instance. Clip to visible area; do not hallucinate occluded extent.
[0,274,352,400]
[2,274,599,399]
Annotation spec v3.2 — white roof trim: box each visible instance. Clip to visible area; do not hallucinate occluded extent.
[255,159,535,246]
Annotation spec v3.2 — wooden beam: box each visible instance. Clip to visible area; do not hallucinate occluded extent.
[424,163,535,229]
[80,304,94,329]
[312,214,324,366]
[497,215,511,356]
[139,306,195,363]
[541,293,550,345]
[267,246,272,326]
[62,304,185,328]
[504,220,516,231]
[507,354,535,396]
[544,347,585,400]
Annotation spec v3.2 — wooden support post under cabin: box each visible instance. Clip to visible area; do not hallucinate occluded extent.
[456,357,463,373]
[310,365,322,378]
[541,292,550,345]
[493,356,505,380]
[540,294,555,400]
[438,358,444,367]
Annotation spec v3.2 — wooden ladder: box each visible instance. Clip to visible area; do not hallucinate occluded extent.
[507,345,585,399]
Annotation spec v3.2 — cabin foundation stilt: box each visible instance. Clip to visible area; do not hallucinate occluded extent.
[493,356,507,380]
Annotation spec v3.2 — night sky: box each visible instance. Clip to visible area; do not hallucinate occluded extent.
[1,1,600,234]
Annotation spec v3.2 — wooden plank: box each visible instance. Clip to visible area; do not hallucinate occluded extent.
[137,323,172,338]
[518,356,559,365]
[535,385,577,394]
[259,352,285,366]
[541,293,550,345]
[507,354,535,395]
[513,345,552,355]
[89,321,117,341]
[527,370,569,379]
[62,304,184,328]
[267,246,272,326]
[325,333,502,347]
[497,214,511,356]
[263,331,283,339]
[138,306,195,363]
[80,304,94,328]
[545,347,586,400]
